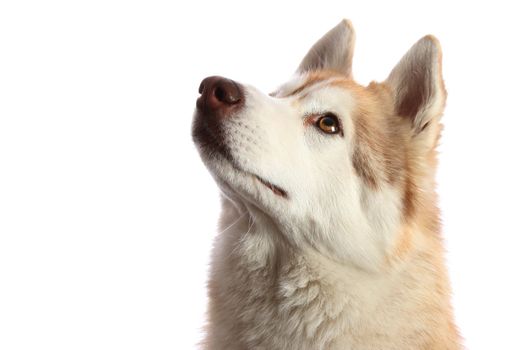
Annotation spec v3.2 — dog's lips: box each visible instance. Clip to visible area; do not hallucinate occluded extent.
[209,150,288,199]
[254,175,288,198]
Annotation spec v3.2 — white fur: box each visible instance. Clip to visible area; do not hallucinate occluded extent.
[194,21,458,350]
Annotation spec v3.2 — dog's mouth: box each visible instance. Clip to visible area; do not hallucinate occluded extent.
[254,175,288,198]
[193,120,288,199]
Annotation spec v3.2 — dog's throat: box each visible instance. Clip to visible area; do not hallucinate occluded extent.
[254,175,288,198]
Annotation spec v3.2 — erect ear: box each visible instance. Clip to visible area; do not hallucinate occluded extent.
[385,35,446,139]
[297,19,355,77]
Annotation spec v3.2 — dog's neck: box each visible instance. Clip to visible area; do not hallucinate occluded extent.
[218,195,424,275]
[207,196,457,349]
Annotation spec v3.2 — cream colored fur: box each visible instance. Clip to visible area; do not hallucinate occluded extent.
[194,20,460,349]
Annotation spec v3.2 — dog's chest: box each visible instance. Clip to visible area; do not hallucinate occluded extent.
[222,244,362,350]
[209,229,444,350]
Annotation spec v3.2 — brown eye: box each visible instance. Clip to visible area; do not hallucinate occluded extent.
[316,113,340,134]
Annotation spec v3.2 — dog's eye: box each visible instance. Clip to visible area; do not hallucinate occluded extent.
[316,113,340,134]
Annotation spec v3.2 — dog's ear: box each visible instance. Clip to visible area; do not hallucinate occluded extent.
[297,19,355,77]
[385,36,446,143]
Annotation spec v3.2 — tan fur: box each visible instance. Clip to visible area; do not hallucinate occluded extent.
[196,21,460,349]
[285,70,340,98]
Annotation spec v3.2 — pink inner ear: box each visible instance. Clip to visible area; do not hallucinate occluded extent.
[395,65,435,121]
[385,36,446,133]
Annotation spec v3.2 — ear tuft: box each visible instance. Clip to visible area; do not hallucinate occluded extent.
[386,35,446,135]
[298,19,355,77]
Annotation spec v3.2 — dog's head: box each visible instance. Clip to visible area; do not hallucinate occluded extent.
[192,20,446,270]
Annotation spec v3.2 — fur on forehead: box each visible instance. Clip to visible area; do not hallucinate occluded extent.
[273,70,346,98]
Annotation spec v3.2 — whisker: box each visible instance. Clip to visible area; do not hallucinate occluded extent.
[218,211,248,235]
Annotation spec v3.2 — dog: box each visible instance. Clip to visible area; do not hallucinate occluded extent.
[192,19,460,350]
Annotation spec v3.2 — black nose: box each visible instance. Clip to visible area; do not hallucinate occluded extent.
[196,76,244,116]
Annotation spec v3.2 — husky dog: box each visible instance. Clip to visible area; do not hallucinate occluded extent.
[192,19,460,350]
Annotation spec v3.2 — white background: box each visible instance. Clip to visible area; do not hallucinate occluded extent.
[1,1,520,349]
